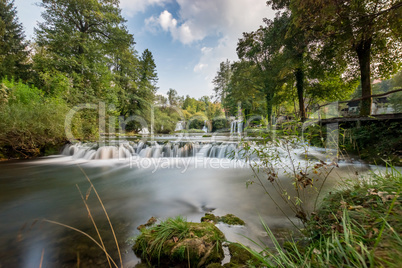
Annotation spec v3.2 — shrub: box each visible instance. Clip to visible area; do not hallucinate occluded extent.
[0,79,68,157]
[212,117,228,131]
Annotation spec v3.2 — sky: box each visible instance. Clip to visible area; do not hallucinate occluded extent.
[14,0,276,99]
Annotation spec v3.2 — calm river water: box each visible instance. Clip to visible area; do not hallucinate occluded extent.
[0,139,370,267]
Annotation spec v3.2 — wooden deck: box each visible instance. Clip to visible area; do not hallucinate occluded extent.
[317,113,402,124]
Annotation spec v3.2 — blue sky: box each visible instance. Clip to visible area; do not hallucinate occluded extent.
[14,0,275,99]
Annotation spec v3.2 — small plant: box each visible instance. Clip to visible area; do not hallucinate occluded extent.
[235,129,338,229]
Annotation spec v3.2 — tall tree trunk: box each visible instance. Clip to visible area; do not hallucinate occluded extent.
[265,88,274,126]
[295,67,306,122]
[356,39,372,116]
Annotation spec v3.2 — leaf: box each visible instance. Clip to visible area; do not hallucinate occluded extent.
[348,205,363,210]
[340,200,347,209]
[313,248,321,255]
[85,186,92,201]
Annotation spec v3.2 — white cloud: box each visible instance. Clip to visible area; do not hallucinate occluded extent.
[120,0,170,15]
[201,47,213,54]
[194,63,208,72]
[146,10,206,44]
[159,10,177,31]
[180,0,275,92]
[144,0,276,95]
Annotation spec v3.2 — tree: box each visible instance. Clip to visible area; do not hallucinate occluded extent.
[167,88,178,106]
[34,0,134,103]
[225,60,266,118]
[138,49,158,95]
[0,0,29,81]
[123,48,158,127]
[291,0,402,115]
[237,15,289,122]
[113,46,140,117]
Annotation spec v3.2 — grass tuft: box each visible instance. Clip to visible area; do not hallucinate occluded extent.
[240,168,402,267]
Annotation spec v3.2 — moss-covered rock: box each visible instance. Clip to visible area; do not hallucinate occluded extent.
[201,213,245,226]
[206,263,223,268]
[201,213,220,224]
[224,243,261,268]
[220,214,245,226]
[133,216,225,267]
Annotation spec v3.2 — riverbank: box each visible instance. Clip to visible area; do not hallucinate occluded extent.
[129,167,402,267]
[307,120,402,166]
[238,167,402,267]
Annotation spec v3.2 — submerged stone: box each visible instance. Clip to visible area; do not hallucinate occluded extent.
[137,216,157,230]
[201,213,245,226]
[133,216,225,267]
[220,214,245,226]
[201,213,220,224]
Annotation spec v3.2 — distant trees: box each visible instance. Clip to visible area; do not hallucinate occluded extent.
[167,88,178,106]
[124,48,158,129]
[213,60,232,115]
[0,0,29,81]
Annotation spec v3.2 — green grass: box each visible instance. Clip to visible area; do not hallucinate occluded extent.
[241,167,402,267]
[133,216,225,266]
[134,216,190,263]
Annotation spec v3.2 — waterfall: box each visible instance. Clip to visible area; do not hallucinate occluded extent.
[230,120,243,135]
[139,128,150,134]
[61,141,239,160]
[202,120,208,133]
[175,121,184,131]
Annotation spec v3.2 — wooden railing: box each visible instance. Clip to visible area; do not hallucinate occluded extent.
[318,88,402,109]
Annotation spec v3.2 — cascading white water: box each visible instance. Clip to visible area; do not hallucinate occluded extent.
[230,120,243,135]
[139,128,150,134]
[202,120,208,133]
[61,141,239,160]
[175,121,184,131]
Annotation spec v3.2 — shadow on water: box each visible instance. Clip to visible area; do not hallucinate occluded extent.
[0,145,370,267]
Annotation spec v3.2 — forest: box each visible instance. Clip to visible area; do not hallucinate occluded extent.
[1,0,401,158]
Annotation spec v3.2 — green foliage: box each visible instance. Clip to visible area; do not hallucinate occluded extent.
[291,0,402,115]
[167,88,178,106]
[389,92,402,112]
[0,79,68,157]
[225,60,266,117]
[212,117,229,131]
[340,121,402,165]
[153,107,182,134]
[133,216,225,267]
[188,114,207,130]
[0,0,30,81]
[241,169,402,267]
[33,0,142,109]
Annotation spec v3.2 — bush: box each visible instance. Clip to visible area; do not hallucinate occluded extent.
[212,117,228,131]
[154,107,182,134]
[0,79,102,157]
[189,118,206,130]
[0,79,68,157]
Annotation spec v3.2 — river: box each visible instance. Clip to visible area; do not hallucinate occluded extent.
[0,136,369,267]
